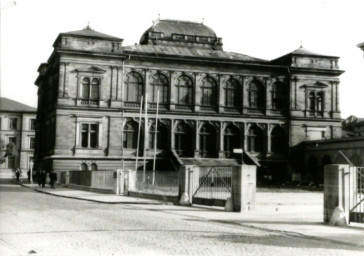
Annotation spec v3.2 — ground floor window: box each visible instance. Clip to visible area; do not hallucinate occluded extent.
[7,156,15,169]
[200,124,217,158]
[175,123,193,157]
[81,123,98,148]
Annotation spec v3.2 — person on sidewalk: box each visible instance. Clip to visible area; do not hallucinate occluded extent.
[27,169,31,182]
[49,170,57,189]
[15,168,21,182]
[41,170,46,188]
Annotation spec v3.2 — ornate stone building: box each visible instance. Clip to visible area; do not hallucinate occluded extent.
[34,20,344,182]
[0,98,36,176]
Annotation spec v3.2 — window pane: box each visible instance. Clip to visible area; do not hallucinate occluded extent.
[91,79,100,100]
[82,78,90,99]
[10,118,17,130]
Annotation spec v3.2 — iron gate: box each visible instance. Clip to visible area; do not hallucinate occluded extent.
[192,166,232,206]
[349,166,364,223]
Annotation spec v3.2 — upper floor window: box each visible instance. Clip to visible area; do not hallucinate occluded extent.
[201,77,217,106]
[29,137,35,150]
[271,82,286,109]
[224,78,240,107]
[150,73,168,104]
[30,119,36,131]
[81,123,98,148]
[125,72,143,103]
[308,91,324,113]
[248,80,265,109]
[176,75,193,105]
[9,118,17,130]
[9,137,16,146]
[82,77,100,100]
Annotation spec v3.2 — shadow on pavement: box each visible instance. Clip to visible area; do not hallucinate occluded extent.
[202,233,364,251]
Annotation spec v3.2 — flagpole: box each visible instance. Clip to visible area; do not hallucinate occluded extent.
[152,90,159,185]
[135,95,143,172]
[143,92,148,183]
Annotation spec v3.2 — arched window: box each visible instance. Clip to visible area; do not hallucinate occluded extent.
[200,123,217,158]
[309,92,315,111]
[175,123,193,157]
[271,82,286,109]
[150,73,168,104]
[201,77,217,106]
[149,122,167,150]
[248,80,265,109]
[82,77,90,99]
[248,126,264,153]
[224,125,240,158]
[271,126,287,154]
[176,75,193,105]
[224,78,240,107]
[81,163,88,171]
[125,72,143,102]
[91,163,98,171]
[316,92,324,112]
[91,78,100,100]
[123,121,139,149]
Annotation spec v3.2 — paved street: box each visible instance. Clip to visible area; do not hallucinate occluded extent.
[0,183,363,256]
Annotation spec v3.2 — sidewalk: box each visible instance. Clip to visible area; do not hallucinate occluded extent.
[22,183,364,248]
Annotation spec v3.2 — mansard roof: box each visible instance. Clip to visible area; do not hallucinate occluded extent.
[273,46,339,61]
[140,19,217,43]
[123,44,267,63]
[55,26,123,44]
[0,97,36,112]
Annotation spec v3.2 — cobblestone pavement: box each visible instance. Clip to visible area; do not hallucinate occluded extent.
[0,184,363,256]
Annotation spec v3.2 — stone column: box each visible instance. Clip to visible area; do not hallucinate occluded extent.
[170,120,175,150]
[218,75,224,113]
[179,165,196,205]
[324,164,352,224]
[194,121,200,157]
[194,73,201,112]
[230,165,256,212]
[218,122,224,158]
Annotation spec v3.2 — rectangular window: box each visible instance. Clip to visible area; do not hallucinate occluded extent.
[9,137,16,146]
[7,156,15,169]
[81,123,98,148]
[30,119,36,130]
[29,137,35,149]
[9,118,17,130]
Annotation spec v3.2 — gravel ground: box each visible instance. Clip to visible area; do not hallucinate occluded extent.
[0,184,363,256]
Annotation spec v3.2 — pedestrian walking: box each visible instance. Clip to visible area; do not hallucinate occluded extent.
[49,170,57,189]
[37,171,41,186]
[15,168,21,182]
[27,169,31,182]
[41,170,46,187]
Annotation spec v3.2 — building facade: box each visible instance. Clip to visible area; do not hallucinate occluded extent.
[34,20,344,182]
[0,98,36,176]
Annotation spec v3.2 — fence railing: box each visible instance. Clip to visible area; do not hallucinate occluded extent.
[132,170,179,196]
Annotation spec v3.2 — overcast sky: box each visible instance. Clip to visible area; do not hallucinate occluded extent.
[1,0,363,118]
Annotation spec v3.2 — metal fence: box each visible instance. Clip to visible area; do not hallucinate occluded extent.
[133,170,179,196]
[350,166,364,223]
[193,166,233,200]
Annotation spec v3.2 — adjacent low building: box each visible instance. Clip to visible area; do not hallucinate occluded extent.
[34,20,345,183]
[0,97,36,177]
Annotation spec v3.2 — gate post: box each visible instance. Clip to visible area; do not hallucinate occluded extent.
[324,164,351,224]
[231,165,256,212]
[179,165,194,205]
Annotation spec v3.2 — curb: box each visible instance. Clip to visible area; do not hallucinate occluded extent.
[21,183,169,205]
